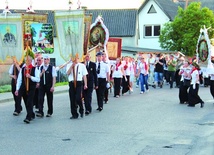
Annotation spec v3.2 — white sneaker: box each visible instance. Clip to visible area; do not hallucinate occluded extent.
[146,89,149,92]
[116,95,119,98]
[136,85,139,88]
[140,91,144,94]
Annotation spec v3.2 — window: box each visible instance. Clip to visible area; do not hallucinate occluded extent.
[147,5,157,14]
[144,25,160,37]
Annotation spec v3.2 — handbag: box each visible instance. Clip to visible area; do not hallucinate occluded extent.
[183,79,191,87]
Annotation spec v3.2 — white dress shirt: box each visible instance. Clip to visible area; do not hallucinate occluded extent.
[66,62,88,82]
[96,61,110,78]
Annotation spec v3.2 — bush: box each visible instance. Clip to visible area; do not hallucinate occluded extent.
[0,85,11,93]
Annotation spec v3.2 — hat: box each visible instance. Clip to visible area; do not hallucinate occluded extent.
[43,55,49,59]
[96,52,103,56]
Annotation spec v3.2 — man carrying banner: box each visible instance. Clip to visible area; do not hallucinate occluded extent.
[66,54,88,119]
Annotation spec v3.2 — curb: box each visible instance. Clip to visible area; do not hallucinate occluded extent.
[0,90,68,104]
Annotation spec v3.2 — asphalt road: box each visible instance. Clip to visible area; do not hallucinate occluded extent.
[0,84,214,155]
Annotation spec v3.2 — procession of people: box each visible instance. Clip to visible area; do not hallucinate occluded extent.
[9,49,213,124]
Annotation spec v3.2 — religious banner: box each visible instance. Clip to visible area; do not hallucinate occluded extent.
[31,23,54,54]
[0,13,22,64]
[55,10,85,61]
[106,38,122,60]
[21,13,48,51]
[84,13,92,55]
[196,26,213,75]
[89,15,109,61]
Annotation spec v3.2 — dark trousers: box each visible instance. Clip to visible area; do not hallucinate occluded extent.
[175,69,181,87]
[33,88,39,109]
[210,80,214,98]
[12,82,22,113]
[104,87,109,102]
[179,81,189,103]
[96,78,107,108]
[188,84,203,106]
[122,75,130,94]
[114,78,121,96]
[163,70,169,83]
[19,88,35,120]
[83,87,93,113]
[38,85,53,115]
[168,71,175,88]
[69,81,84,118]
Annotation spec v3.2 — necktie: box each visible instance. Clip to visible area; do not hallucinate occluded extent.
[73,64,76,88]
[97,62,100,74]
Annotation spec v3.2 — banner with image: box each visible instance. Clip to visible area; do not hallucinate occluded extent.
[55,10,85,61]
[31,23,54,54]
[0,14,22,64]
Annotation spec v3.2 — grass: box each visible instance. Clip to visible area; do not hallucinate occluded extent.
[0,82,68,93]
[0,85,11,93]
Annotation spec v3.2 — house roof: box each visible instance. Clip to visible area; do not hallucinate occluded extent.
[177,0,214,11]
[86,9,138,37]
[138,0,179,21]
[0,9,138,37]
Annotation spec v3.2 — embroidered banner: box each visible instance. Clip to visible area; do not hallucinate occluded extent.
[21,13,48,53]
[0,14,22,64]
[55,10,85,61]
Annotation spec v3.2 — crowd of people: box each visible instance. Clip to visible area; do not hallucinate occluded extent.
[9,50,211,124]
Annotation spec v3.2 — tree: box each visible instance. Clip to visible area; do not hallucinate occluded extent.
[159,2,214,56]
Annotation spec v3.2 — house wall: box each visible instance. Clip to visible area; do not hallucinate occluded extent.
[138,0,170,49]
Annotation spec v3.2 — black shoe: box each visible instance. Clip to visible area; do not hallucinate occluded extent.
[152,85,156,89]
[188,104,195,107]
[85,111,90,115]
[200,102,204,108]
[70,116,78,119]
[13,111,20,116]
[180,102,184,104]
[99,107,103,111]
[23,119,30,124]
[36,113,44,117]
[46,114,51,117]
[80,113,84,118]
[96,107,100,110]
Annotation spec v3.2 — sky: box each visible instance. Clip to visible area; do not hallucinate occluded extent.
[0,0,145,10]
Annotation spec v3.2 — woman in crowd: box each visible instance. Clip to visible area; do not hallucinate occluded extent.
[178,60,191,104]
[136,56,149,94]
[122,56,131,95]
[112,58,125,98]
[187,62,204,107]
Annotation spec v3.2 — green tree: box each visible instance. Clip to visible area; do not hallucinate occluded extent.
[159,2,214,56]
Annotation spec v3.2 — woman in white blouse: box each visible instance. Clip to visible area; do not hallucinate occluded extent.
[112,58,126,98]
[187,62,204,107]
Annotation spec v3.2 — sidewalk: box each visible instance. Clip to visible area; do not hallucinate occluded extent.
[0,85,69,104]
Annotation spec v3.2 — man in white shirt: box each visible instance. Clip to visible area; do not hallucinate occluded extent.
[96,52,110,111]
[36,55,57,118]
[66,54,88,119]
[15,55,40,124]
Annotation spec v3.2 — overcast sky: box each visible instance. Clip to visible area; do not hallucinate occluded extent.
[0,0,144,10]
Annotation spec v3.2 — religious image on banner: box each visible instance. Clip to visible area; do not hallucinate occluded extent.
[0,14,22,63]
[198,39,208,62]
[31,23,54,54]
[90,25,106,47]
[0,24,17,47]
[55,10,85,61]
[107,38,122,60]
[63,21,79,45]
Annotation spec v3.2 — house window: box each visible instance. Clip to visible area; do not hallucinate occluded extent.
[144,25,160,37]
